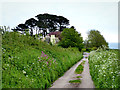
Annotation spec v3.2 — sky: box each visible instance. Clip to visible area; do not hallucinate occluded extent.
[0,0,119,43]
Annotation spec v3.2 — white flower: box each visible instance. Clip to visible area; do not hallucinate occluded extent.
[7,64,9,66]
[23,70,26,74]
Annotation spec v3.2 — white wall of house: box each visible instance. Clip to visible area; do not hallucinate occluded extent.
[50,35,56,45]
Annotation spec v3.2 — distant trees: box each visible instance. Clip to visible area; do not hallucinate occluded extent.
[85,30,108,49]
[56,16,69,31]
[13,13,69,37]
[0,26,10,34]
[25,18,37,36]
[59,28,83,51]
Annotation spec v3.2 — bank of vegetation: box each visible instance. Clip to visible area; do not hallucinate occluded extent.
[2,32,83,88]
[89,47,120,88]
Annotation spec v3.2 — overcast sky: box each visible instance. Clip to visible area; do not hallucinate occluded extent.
[0,0,119,43]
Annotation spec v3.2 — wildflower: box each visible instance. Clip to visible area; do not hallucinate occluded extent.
[23,70,26,74]
[46,56,48,59]
[44,55,47,57]
[7,64,9,66]
[46,62,48,64]
[31,68,32,70]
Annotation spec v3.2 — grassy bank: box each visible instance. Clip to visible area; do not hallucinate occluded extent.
[88,49,120,88]
[2,32,83,88]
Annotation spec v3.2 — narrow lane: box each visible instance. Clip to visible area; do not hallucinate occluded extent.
[50,59,84,88]
[78,53,95,88]
[50,52,95,88]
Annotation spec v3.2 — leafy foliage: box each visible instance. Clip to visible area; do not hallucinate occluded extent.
[85,30,108,48]
[59,28,84,51]
[12,13,70,37]
[2,32,83,88]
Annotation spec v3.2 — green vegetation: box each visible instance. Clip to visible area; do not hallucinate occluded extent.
[76,76,82,78]
[12,13,69,36]
[2,32,83,88]
[89,47,120,88]
[75,64,83,74]
[69,79,81,83]
[75,61,86,74]
[81,60,86,65]
[84,30,108,50]
[58,28,83,51]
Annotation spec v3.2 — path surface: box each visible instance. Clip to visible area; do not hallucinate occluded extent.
[50,52,95,88]
[78,52,95,88]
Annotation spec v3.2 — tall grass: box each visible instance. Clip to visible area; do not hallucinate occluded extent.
[2,32,83,88]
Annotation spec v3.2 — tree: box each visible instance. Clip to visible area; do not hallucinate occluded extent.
[25,18,37,36]
[12,24,29,34]
[36,13,53,37]
[0,26,10,34]
[56,16,69,31]
[17,24,28,34]
[36,13,70,37]
[70,26,76,30]
[59,28,83,51]
[87,30,108,48]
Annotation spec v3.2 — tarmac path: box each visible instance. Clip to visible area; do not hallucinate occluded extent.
[50,52,95,89]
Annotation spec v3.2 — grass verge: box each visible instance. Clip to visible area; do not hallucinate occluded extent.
[76,76,82,78]
[75,60,86,74]
[69,80,81,83]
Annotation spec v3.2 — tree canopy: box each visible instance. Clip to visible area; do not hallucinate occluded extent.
[25,18,37,36]
[59,28,83,51]
[13,13,70,37]
[86,30,108,48]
